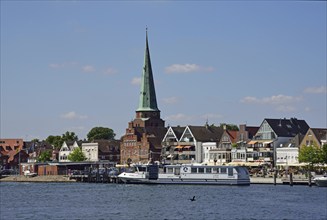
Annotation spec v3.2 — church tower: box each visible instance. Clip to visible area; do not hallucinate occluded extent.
[120,30,166,165]
[133,29,165,128]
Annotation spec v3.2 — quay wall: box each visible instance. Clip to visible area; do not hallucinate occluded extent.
[0,175,311,185]
[0,175,76,182]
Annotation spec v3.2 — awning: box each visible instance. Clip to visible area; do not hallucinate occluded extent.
[183,146,192,149]
[175,146,183,149]
[228,161,265,167]
[247,141,257,145]
[167,154,173,158]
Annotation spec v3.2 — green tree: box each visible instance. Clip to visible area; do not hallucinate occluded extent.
[320,144,327,164]
[298,143,322,168]
[68,147,86,162]
[219,123,239,131]
[62,131,78,142]
[38,150,52,162]
[87,127,116,141]
[46,131,78,150]
[46,135,63,149]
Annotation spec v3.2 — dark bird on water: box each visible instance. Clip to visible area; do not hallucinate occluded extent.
[190,196,196,201]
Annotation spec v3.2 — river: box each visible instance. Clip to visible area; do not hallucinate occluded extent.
[0,182,326,220]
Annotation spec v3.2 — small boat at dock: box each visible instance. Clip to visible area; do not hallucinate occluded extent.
[118,164,250,185]
[314,176,327,187]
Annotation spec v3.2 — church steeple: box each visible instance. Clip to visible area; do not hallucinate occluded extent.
[137,28,159,112]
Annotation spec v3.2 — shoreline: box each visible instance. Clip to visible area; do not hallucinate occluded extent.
[0,175,283,184]
[0,175,76,183]
[1,175,315,186]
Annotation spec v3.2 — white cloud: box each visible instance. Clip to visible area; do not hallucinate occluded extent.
[163,97,179,104]
[103,68,117,75]
[241,96,259,104]
[241,94,302,113]
[49,62,78,69]
[165,63,214,74]
[82,65,96,73]
[61,111,88,120]
[241,94,301,105]
[304,86,327,94]
[131,77,142,85]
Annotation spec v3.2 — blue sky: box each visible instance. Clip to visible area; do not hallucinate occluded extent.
[1,1,326,141]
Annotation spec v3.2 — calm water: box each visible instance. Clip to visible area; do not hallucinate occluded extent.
[0,182,326,220]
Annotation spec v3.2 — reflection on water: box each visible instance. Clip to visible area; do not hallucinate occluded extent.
[0,182,326,220]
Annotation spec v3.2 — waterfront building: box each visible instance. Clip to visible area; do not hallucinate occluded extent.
[161,124,224,164]
[276,147,299,167]
[59,141,80,162]
[0,139,27,170]
[0,138,24,152]
[300,128,327,148]
[120,30,167,165]
[96,139,120,163]
[248,118,309,167]
[81,140,120,163]
[231,124,259,164]
[82,142,99,162]
[24,140,55,162]
[208,128,235,165]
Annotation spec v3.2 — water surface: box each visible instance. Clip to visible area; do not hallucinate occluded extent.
[1,182,326,220]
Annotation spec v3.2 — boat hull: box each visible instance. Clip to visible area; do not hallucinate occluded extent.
[315,177,327,187]
[120,177,250,185]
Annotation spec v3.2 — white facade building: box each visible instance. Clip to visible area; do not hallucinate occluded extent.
[276,147,299,166]
[82,143,99,162]
[59,141,80,162]
[202,142,217,164]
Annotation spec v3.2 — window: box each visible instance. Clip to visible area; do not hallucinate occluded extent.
[198,168,204,173]
[228,168,233,176]
[167,168,173,173]
[220,168,227,174]
[206,168,212,173]
[191,168,197,173]
[212,168,218,173]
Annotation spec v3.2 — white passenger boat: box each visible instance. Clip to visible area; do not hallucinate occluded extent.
[314,176,327,187]
[118,164,250,185]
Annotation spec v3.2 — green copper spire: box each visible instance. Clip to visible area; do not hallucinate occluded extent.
[137,29,159,112]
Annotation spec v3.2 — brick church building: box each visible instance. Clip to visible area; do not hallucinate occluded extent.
[120,30,167,165]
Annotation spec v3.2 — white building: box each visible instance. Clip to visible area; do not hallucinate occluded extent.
[202,142,217,164]
[82,143,99,162]
[59,141,80,162]
[276,147,299,166]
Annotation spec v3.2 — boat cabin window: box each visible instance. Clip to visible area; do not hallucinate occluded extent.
[174,168,180,175]
[191,168,197,173]
[198,168,204,173]
[167,167,174,174]
[206,168,212,173]
[212,168,218,174]
[220,168,227,174]
[138,167,147,172]
[228,168,234,176]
